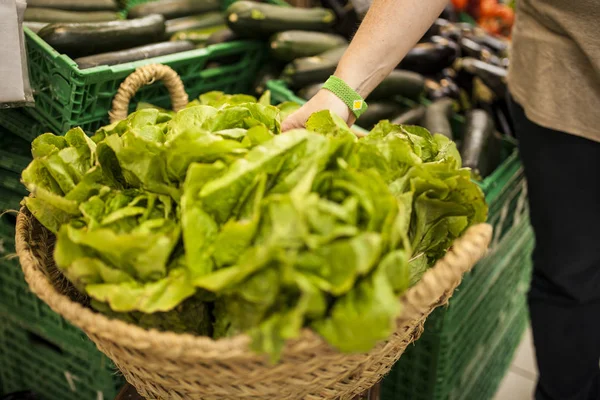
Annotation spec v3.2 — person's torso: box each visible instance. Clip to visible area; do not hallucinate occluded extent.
[507,0,600,141]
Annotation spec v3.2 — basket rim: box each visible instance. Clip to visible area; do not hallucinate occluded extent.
[15,206,492,361]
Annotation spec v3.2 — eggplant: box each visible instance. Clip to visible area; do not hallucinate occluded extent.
[460,109,502,178]
[425,78,460,100]
[441,67,457,80]
[319,0,360,40]
[439,3,458,22]
[438,23,462,42]
[460,37,507,66]
[421,18,449,40]
[391,105,426,125]
[459,37,484,59]
[467,28,509,56]
[492,101,514,137]
[455,57,507,99]
[423,97,454,139]
[399,36,460,76]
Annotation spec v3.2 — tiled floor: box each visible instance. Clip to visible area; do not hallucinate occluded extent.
[493,327,537,400]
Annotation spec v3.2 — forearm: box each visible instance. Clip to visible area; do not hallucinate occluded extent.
[335,0,448,97]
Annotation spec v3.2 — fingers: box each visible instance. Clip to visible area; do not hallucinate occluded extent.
[281,113,301,132]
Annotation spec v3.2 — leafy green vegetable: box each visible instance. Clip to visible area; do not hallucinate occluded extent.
[22,91,487,361]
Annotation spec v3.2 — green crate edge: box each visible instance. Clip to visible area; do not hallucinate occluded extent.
[0,314,124,400]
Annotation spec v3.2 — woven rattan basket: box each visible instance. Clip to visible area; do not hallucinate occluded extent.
[16,208,491,400]
[15,64,493,400]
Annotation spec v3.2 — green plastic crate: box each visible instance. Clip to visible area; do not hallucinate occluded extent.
[0,169,28,197]
[0,257,92,350]
[380,216,534,400]
[0,212,17,240]
[0,151,31,174]
[0,187,22,211]
[24,28,268,134]
[459,302,528,400]
[0,128,34,158]
[0,315,123,400]
[0,109,54,142]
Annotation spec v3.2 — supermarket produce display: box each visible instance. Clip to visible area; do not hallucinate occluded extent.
[0,0,532,399]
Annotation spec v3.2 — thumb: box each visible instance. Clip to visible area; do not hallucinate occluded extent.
[281,111,304,132]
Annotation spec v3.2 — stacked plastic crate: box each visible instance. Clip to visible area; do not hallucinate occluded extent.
[0,113,124,399]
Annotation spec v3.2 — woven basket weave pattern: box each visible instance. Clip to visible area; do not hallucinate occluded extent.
[16,207,491,400]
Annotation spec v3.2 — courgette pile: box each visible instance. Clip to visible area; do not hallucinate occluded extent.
[28,0,235,70]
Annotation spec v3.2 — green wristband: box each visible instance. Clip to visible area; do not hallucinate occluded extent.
[322,76,368,118]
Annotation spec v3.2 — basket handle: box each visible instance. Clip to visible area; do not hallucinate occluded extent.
[398,223,492,324]
[109,64,189,123]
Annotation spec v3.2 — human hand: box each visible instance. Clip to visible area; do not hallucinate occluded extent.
[281,89,355,132]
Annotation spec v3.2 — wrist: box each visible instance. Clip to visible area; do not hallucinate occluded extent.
[335,62,388,99]
[321,76,368,119]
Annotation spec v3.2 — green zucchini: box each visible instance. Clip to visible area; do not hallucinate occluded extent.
[423,97,454,139]
[282,45,347,88]
[170,25,227,45]
[356,101,405,130]
[368,70,425,101]
[298,82,323,100]
[226,1,336,38]
[206,28,238,45]
[391,105,426,125]
[460,109,501,178]
[24,21,48,33]
[127,0,220,20]
[38,14,166,58]
[26,0,118,11]
[74,41,194,69]
[24,7,118,22]
[165,12,224,35]
[270,31,347,62]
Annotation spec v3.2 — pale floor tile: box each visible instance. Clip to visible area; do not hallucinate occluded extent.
[511,326,538,378]
[493,326,537,400]
[493,370,536,400]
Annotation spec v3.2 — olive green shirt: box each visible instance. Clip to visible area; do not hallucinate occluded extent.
[507,0,600,142]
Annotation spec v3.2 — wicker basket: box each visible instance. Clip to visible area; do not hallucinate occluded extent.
[15,64,493,400]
